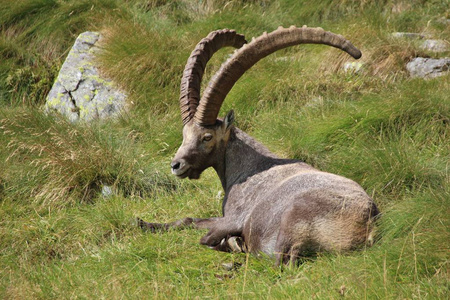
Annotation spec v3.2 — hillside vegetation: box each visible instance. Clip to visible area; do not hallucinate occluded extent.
[1,0,449,298]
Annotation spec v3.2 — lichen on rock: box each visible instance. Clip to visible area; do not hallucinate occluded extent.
[45,31,127,122]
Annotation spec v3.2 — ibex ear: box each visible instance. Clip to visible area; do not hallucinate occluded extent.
[224,110,234,131]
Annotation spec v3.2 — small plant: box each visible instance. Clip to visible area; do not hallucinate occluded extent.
[5,63,57,106]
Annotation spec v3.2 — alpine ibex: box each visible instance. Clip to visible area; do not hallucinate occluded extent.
[139,26,379,265]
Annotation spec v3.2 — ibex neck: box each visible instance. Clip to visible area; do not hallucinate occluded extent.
[214,127,280,192]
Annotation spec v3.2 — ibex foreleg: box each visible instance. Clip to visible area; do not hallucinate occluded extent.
[138,216,244,252]
[137,217,219,232]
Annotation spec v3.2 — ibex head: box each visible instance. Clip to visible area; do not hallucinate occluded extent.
[171,26,361,179]
[171,110,234,179]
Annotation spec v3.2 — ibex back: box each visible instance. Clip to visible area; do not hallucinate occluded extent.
[139,26,379,265]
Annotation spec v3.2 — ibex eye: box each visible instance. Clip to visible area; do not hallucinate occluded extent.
[203,134,213,142]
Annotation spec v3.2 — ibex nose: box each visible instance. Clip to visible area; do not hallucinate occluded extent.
[170,158,189,176]
[171,161,181,170]
[171,159,188,176]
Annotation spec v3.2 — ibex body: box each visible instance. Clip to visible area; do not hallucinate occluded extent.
[140,26,379,264]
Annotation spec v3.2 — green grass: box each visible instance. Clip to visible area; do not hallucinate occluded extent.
[1,0,449,298]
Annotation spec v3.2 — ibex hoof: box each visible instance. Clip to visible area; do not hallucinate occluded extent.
[227,236,245,253]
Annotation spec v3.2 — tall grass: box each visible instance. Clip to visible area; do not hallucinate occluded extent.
[1,0,449,298]
[0,109,177,207]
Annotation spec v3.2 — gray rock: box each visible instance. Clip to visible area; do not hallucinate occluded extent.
[221,262,242,271]
[45,32,127,122]
[406,57,450,79]
[101,185,113,197]
[436,17,450,25]
[274,56,296,62]
[343,61,364,73]
[391,32,426,40]
[391,32,448,52]
[420,39,449,53]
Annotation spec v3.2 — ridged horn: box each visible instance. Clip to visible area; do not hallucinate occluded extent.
[179,29,247,125]
[194,26,362,126]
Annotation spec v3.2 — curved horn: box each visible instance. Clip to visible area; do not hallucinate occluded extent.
[179,29,247,125]
[194,25,362,126]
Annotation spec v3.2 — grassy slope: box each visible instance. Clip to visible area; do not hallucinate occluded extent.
[1,0,449,298]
